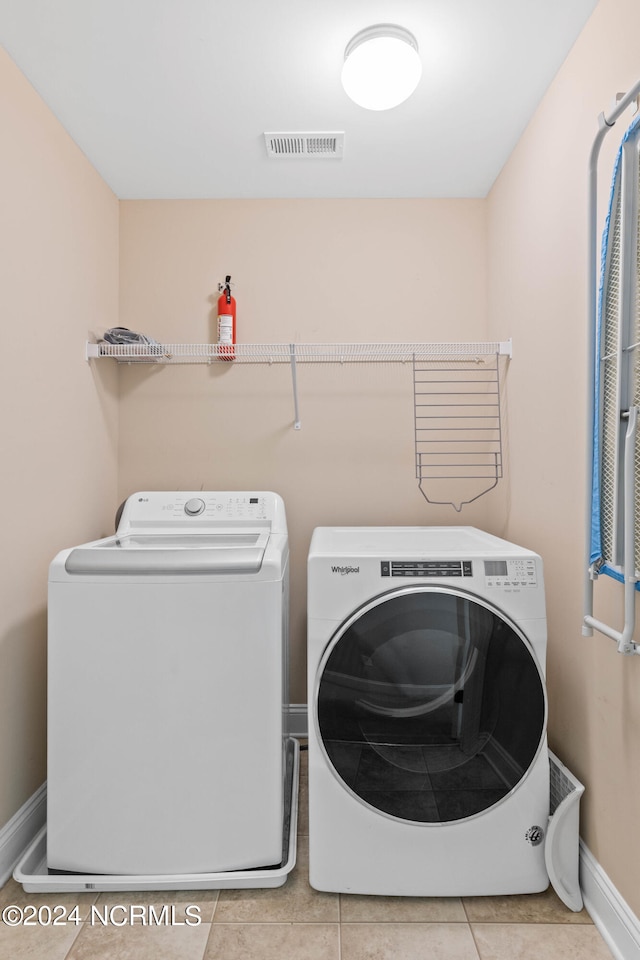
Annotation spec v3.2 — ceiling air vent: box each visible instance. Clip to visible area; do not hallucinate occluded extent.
[264,132,345,159]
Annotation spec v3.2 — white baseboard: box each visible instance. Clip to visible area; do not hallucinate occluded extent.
[0,784,46,886]
[580,840,640,960]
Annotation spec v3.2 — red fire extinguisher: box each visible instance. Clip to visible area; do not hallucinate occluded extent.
[217,275,236,360]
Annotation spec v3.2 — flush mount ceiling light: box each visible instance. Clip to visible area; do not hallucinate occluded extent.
[341,24,422,111]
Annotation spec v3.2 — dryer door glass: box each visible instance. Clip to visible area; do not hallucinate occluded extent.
[316,588,546,823]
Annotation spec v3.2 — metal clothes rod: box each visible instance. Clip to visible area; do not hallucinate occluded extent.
[583,80,640,654]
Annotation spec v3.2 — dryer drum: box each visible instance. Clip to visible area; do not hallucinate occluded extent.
[316,587,546,825]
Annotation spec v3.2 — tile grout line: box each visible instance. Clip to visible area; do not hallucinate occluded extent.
[467,918,484,960]
[61,916,86,960]
[210,891,219,925]
[199,921,214,960]
[462,897,471,924]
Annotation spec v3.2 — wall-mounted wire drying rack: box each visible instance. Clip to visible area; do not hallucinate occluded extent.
[87,338,511,507]
[413,352,504,512]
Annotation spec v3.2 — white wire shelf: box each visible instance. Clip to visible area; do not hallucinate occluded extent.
[86,340,513,364]
[86,339,511,455]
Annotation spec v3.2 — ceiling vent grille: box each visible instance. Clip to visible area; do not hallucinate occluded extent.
[264,132,344,159]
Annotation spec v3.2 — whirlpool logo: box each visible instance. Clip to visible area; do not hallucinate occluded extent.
[331,565,360,575]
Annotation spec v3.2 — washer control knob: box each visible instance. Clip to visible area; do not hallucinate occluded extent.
[184,498,205,516]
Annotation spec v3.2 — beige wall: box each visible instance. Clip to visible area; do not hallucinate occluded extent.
[487,0,640,916]
[0,49,119,826]
[117,199,491,701]
[5,0,640,919]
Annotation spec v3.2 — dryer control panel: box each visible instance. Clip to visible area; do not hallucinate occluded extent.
[483,558,538,588]
[381,560,473,578]
[379,557,538,588]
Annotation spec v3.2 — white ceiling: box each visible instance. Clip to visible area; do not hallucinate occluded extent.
[0,0,598,200]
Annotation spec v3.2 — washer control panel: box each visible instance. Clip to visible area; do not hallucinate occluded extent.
[117,491,287,535]
[132,494,271,521]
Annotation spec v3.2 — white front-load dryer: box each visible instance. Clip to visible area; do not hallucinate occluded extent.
[307,526,549,896]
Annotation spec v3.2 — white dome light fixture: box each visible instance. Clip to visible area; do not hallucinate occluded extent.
[341,24,422,111]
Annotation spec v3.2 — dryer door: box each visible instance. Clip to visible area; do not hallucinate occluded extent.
[315,586,546,824]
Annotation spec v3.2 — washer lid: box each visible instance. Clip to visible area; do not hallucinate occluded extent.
[64,532,268,575]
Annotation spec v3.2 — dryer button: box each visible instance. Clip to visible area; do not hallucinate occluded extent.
[184,498,206,516]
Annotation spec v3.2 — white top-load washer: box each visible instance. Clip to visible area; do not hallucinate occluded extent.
[47,491,289,876]
[308,526,548,896]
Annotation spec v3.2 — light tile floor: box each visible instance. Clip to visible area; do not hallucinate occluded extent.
[0,746,615,960]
